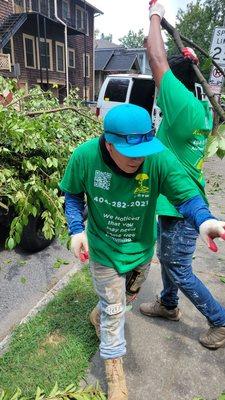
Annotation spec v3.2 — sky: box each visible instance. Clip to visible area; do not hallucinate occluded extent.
[90,0,190,43]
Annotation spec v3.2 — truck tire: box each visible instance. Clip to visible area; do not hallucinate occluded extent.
[20,215,54,252]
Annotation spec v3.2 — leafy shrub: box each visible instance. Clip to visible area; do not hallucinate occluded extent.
[0,78,102,249]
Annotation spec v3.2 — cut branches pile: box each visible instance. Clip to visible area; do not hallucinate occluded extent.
[0,79,102,249]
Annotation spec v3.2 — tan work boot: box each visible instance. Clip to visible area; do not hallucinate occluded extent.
[89,306,100,338]
[199,326,225,349]
[105,358,128,400]
[140,297,181,321]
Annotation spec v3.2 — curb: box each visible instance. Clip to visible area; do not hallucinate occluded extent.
[0,262,82,355]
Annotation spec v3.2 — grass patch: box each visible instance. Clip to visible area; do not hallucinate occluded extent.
[0,266,99,396]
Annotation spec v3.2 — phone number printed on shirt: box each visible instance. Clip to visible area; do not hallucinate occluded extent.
[94,196,149,208]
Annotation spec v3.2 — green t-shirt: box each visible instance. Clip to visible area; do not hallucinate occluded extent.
[156,70,213,217]
[60,138,201,274]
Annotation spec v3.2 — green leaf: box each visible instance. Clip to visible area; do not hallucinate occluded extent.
[216,148,225,159]
[48,382,59,397]
[35,387,44,400]
[7,238,15,250]
[20,277,27,284]
[206,136,219,157]
[218,393,225,400]
[220,277,225,284]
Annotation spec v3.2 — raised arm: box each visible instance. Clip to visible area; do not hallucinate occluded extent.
[148,1,169,88]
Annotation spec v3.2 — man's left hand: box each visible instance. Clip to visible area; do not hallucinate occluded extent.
[182,47,199,65]
[149,0,165,20]
[199,219,225,252]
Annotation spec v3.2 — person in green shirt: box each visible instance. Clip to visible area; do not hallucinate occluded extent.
[140,0,225,351]
[60,103,225,400]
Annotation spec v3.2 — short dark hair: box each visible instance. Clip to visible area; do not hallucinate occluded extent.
[168,55,198,93]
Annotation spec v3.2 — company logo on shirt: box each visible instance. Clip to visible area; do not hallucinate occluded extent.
[94,170,112,190]
[134,173,149,194]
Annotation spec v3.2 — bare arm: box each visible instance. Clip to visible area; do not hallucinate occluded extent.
[147,15,169,88]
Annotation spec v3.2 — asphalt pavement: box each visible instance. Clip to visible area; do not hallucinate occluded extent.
[0,239,77,341]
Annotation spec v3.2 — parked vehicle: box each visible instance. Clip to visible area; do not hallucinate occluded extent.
[96,74,156,119]
[96,74,209,130]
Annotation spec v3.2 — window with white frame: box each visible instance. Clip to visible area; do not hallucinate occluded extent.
[3,37,15,65]
[76,6,89,35]
[62,0,70,19]
[23,34,36,68]
[83,53,90,78]
[68,48,75,68]
[56,42,65,72]
[36,38,53,70]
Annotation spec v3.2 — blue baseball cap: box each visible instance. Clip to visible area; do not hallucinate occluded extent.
[104,104,165,157]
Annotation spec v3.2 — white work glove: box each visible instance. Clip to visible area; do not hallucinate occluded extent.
[199,220,225,252]
[70,231,89,263]
[149,0,165,20]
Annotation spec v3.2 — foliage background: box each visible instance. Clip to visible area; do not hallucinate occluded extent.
[166,0,225,78]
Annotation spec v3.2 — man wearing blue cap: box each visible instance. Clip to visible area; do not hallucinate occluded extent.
[60,103,225,400]
[140,0,225,352]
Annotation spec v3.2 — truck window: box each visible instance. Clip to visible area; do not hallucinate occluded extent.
[104,79,129,102]
[129,79,155,115]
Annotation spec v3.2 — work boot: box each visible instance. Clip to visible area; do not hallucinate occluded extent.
[199,326,225,349]
[89,306,100,338]
[105,358,128,400]
[140,297,181,321]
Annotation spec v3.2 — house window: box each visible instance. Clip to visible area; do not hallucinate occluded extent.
[56,42,65,72]
[36,38,53,70]
[23,34,36,68]
[62,0,70,19]
[40,0,50,16]
[76,6,89,35]
[3,37,15,65]
[83,53,90,78]
[68,48,75,68]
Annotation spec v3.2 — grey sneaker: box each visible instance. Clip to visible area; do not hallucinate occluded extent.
[199,326,225,349]
[140,297,181,321]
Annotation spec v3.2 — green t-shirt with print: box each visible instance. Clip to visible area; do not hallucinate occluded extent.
[156,70,213,217]
[59,137,201,274]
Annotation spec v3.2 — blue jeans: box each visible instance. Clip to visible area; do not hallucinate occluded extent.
[157,217,225,327]
[90,261,151,359]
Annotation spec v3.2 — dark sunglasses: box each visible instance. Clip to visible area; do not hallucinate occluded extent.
[107,129,156,145]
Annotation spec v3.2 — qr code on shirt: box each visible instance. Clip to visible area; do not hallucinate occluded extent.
[94,170,112,190]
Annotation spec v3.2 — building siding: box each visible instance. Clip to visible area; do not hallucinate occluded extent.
[0,1,96,100]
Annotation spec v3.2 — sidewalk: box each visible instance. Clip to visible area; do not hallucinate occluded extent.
[87,157,225,400]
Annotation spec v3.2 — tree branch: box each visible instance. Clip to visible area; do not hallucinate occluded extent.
[161,17,225,124]
[25,106,98,122]
[161,18,225,76]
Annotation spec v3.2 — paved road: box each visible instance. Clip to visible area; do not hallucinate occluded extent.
[0,239,76,341]
[87,157,225,400]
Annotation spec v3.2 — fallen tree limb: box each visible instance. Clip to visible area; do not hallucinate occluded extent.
[161,17,225,123]
[161,18,225,77]
[25,106,98,122]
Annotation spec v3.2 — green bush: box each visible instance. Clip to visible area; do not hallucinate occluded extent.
[0,78,102,249]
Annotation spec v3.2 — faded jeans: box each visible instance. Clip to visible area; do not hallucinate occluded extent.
[157,216,225,327]
[89,261,151,359]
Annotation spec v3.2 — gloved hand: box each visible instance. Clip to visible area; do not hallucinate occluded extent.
[149,0,165,20]
[70,231,89,263]
[199,220,225,252]
[182,47,199,65]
